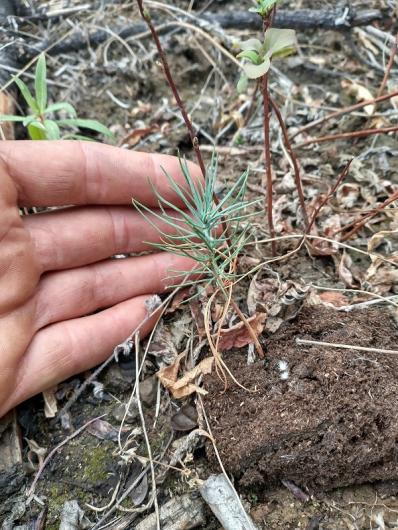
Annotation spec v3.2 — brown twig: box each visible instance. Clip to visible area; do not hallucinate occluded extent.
[295,126,398,148]
[270,96,308,229]
[340,189,398,242]
[262,74,276,256]
[135,0,232,244]
[377,33,398,97]
[306,160,353,235]
[135,0,206,177]
[290,90,398,140]
[261,8,276,256]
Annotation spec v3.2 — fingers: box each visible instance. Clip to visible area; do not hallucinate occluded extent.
[4,296,158,414]
[32,253,196,329]
[24,205,186,272]
[0,141,202,207]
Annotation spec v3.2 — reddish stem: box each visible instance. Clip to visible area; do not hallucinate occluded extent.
[261,8,276,256]
[135,0,206,178]
[308,161,352,233]
[270,96,308,229]
[377,33,398,97]
[340,189,398,242]
[290,90,398,140]
[262,73,276,256]
[135,0,232,245]
[295,125,398,148]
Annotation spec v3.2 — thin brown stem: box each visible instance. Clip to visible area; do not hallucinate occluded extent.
[295,125,398,148]
[135,0,206,177]
[290,90,398,140]
[340,189,398,242]
[270,96,308,229]
[377,33,398,97]
[230,299,264,359]
[262,73,276,256]
[135,0,232,244]
[306,160,352,236]
[260,7,277,255]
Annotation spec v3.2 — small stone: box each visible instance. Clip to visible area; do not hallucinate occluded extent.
[139,376,158,407]
[103,365,133,393]
[112,402,139,424]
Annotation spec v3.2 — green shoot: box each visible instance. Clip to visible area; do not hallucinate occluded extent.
[0,54,114,141]
[237,29,296,92]
[249,0,278,16]
[132,154,260,295]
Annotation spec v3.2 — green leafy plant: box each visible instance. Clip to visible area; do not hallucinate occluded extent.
[235,1,308,255]
[132,155,260,293]
[0,54,113,141]
[237,29,296,92]
[249,0,278,16]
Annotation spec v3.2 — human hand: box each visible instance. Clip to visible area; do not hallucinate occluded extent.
[0,141,199,417]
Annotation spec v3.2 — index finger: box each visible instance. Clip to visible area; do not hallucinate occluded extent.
[0,140,202,207]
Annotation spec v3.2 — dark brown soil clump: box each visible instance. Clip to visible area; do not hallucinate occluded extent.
[205,306,398,491]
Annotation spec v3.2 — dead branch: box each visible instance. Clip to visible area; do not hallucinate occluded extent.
[3,8,385,64]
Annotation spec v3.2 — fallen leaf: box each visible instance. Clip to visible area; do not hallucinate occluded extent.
[171,404,198,431]
[87,419,119,442]
[171,357,214,399]
[149,316,191,366]
[341,79,375,115]
[337,251,356,288]
[26,438,47,469]
[247,269,309,333]
[157,355,214,399]
[166,287,192,313]
[157,352,185,390]
[189,297,206,338]
[318,291,349,307]
[42,387,58,418]
[217,313,266,351]
[119,125,159,147]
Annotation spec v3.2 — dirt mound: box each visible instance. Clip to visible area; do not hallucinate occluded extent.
[205,306,398,491]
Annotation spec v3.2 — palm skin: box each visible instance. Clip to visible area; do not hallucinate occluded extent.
[0,140,199,417]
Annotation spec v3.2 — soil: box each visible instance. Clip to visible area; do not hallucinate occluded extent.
[205,306,398,491]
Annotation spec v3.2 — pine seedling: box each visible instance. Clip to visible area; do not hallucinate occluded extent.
[0,54,113,141]
[132,154,260,295]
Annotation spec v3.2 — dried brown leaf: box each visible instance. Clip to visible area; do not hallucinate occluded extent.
[217,313,266,351]
[157,355,214,399]
[318,291,349,307]
[87,419,118,442]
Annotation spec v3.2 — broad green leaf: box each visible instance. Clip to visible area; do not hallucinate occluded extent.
[44,102,77,117]
[57,118,114,138]
[28,121,47,140]
[243,56,271,79]
[43,119,60,140]
[13,77,39,114]
[272,46,296,59]
[264,28,296,57]
[237,50,260,64]
[239,38,263,53]
[35,54,48,113]
[23,116,37,127]
[0,114,25,122]
[237,75,249,93]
